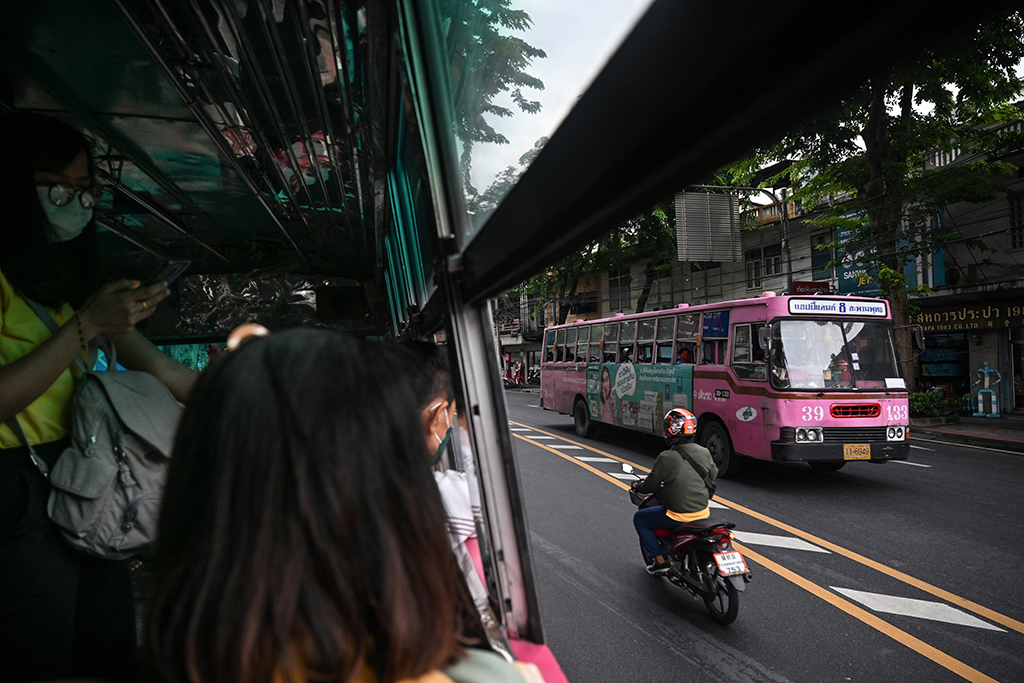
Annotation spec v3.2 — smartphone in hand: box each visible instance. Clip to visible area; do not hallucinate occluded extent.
[143,259,191,287]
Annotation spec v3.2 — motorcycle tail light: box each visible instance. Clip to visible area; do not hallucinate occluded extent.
[715,532,731,549]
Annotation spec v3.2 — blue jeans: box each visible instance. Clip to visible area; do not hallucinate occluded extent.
[633,505,679,561]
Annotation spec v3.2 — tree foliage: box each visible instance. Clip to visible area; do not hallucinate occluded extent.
[730,10,1024,389]
[439,0,546,193]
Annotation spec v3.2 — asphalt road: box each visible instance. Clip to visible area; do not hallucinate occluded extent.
[504,390,1024,683]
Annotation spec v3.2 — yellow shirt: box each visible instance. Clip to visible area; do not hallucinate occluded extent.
[666,505,711,523]
[0,268,78,448]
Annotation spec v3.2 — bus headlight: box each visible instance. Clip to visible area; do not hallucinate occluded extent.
[795,427,823,443]
[886,426,906,441]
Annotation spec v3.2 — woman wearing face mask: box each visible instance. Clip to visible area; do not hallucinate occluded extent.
[0,111,197,681]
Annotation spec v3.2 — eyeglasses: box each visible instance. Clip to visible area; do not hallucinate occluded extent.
[37,183,99,209]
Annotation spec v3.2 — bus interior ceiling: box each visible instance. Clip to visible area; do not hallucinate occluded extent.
[2,0,1019,340]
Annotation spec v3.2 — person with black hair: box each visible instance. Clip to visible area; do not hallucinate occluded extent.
[0,111,197,681]
[148,329,541,683]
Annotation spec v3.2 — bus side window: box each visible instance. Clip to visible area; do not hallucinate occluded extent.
[637,344,654,364]
[732,323,766,381]
[603,322,619,363]
[543,330,556,362]
[555,329,566,362]
[589,324,603,362]
[701,339,726,365]
[576,326,590,363]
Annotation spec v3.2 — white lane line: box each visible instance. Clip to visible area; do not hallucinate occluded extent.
[831,587,1005,632]
[529,404,540,407]
[709,500,729,509]
[733,531,830,554]
[609,472,638,480]
[549,445,583,450]
[909,444,933,451]
[893,460,932,468]
[509,428,533,432]
[575,456,617,462]
[528,436,555,439]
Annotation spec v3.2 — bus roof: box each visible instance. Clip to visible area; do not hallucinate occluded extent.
[547,294,892,329]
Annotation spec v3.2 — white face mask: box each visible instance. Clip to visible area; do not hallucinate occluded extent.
[37,186,93,243]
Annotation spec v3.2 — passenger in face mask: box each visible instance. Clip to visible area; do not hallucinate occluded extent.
[0,111,198,681]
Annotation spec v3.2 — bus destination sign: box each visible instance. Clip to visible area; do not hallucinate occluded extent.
[788,299,887,317]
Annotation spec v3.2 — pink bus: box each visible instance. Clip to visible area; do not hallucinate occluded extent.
[540,293,910,476]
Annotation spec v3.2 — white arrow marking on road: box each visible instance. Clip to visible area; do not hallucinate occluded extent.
[609,472,639,480]
[528,436,555,439]
[549,445,583,450]
[509,428,533,431]
[709,500,729,509]
[733,531,830,553]
[831,587,1005,631]
[529,404,540,407]
[893,460,932,468]
[575,456,617,462]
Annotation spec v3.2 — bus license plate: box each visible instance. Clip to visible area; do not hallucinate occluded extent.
[843,444,871,460]
[714,551,748,577]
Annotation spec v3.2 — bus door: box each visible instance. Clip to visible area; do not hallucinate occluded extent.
[729,321,770,459]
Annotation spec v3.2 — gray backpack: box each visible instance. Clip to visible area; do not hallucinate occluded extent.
[9,300,182,560]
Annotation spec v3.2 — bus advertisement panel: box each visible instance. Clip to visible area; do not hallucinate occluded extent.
[542,293,910,477]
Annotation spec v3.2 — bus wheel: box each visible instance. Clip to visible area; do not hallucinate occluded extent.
[701,421,741,478]
[573,399,600,438]
[809,461,846,472]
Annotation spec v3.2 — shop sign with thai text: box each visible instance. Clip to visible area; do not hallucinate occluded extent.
[913,303,1024,332]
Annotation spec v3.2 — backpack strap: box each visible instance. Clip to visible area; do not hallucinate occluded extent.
[673,443,717,496]
[4,416,49,478]
[12,294,114,478]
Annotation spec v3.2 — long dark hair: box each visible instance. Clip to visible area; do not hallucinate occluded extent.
[147,330,468,683]
[0,111,98,308]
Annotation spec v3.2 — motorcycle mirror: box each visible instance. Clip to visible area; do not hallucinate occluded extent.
[621,463,634,474]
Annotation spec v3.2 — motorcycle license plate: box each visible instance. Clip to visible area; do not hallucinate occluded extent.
[714,551,748,577]
[843,444,870,460]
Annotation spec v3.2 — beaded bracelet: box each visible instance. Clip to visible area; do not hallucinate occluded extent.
[75,313,88,352]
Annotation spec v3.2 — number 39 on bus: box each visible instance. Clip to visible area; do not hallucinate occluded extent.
[541,292,910,477]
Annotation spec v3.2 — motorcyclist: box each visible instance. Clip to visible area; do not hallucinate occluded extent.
[632,409,718,575]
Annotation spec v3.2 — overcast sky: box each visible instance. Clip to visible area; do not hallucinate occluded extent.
[468,0,653,191]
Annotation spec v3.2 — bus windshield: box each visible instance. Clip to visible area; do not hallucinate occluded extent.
[772,319,899,390]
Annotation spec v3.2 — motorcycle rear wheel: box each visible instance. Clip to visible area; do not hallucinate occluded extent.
[703,576,739,625]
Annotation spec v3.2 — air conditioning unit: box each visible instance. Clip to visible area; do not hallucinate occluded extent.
[944,267,961,286]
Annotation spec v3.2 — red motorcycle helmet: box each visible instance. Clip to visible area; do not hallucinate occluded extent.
[663,408,697,446]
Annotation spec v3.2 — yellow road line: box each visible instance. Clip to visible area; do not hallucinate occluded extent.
[718,497,1024,635]
[508,419,1023,635]
[735,544,999,683]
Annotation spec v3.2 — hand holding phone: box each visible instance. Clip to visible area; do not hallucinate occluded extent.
[143,259,191,287]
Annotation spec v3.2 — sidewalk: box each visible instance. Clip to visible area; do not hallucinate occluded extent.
[910,413,1024,454]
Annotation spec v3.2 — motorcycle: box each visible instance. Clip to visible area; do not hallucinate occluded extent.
[623,463,751,625]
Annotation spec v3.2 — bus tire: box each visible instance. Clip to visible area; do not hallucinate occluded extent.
[809,461,846,472]
[701,421,742,478]
[573,399,601,439]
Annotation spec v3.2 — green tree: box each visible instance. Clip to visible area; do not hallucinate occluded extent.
[439,0,546,193]
[732,11,1024,390]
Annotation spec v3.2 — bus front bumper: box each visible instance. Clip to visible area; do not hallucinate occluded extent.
[770,441,910,463]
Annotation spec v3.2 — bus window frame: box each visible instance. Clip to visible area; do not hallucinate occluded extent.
[619,320,637,363]
[699,311,728,366]
[588,324,603,362]
[603,322,619,362]
[732,322,767,381]
[676,312,698,364]
[576,325,590,362]
[655,316,675,364]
